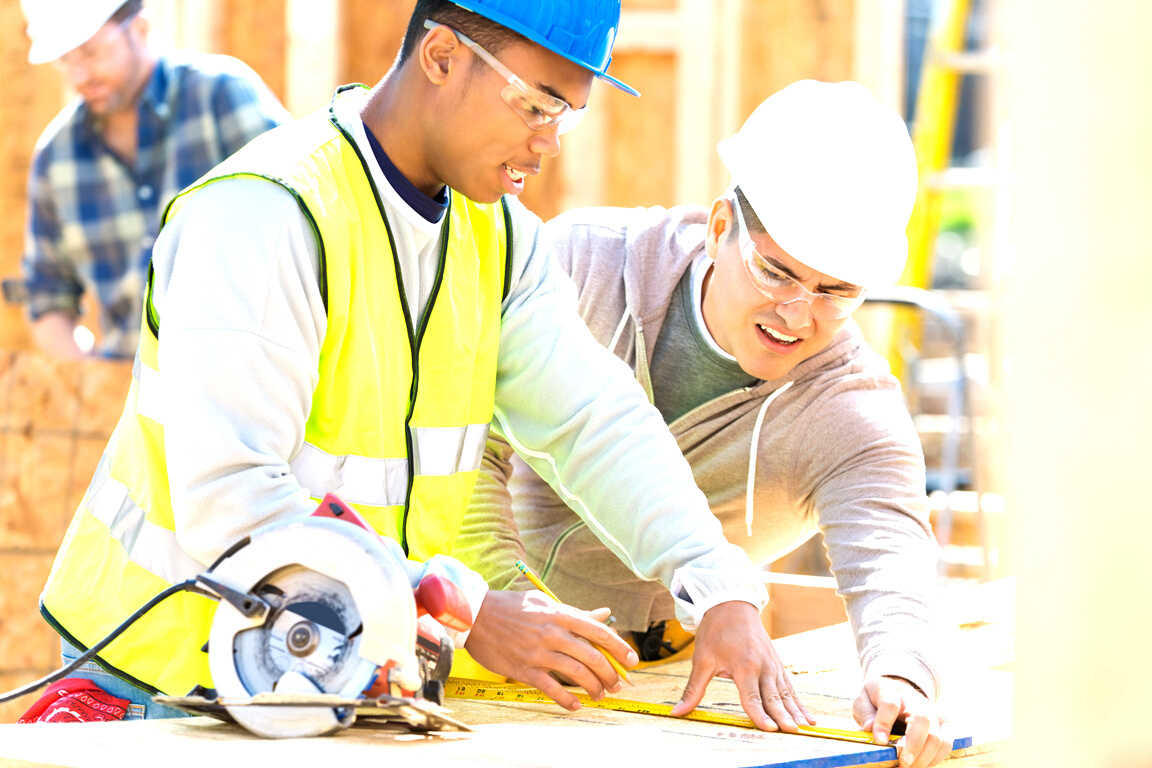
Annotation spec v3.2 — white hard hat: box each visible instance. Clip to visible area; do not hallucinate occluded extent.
[716,80,918,289]
[21,0,129,65]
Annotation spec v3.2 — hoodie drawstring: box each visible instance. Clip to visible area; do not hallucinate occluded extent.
[746,381,793,537]
[608,307,630,355]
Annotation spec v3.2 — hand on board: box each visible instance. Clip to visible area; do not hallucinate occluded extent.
[854,676,951,768]
[463,589,637,711]
[670,600,815,732]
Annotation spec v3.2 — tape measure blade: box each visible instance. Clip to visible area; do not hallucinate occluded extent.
[445,678,889,745]
[798,725,887,744]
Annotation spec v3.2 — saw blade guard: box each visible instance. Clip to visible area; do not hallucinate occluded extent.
[205,516,421,737]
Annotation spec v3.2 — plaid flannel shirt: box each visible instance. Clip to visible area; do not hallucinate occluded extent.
[22,50,290,358]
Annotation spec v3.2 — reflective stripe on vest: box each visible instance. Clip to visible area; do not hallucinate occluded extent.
[289,422,489,507]
[84,452,203,584]
[40,85,507,696]
[133,355,165,424]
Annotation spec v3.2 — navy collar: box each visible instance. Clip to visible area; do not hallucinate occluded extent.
[363,124,447,224]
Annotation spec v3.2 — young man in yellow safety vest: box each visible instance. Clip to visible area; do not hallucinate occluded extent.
[39,0,812,732]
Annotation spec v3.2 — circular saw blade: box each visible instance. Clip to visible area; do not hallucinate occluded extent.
[203,517,421,737]
[231,565,374,697]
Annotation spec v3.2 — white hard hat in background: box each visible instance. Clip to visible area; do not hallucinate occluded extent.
[716,80,918,289]
[21,0,131,65]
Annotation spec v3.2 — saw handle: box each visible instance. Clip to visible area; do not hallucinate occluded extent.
[415,574,473,632]
[312,493,474,633]
[310,493,376,533]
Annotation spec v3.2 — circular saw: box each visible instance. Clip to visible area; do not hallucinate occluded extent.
[157,494,473,738]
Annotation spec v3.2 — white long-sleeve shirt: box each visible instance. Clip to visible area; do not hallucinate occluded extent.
[149,90,767,639]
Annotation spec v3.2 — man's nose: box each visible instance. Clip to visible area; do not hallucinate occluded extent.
[63,61,93,90]
[775,297,813,330]
[529,123,562,158]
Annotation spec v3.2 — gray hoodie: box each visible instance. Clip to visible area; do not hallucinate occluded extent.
[455,204,944,700]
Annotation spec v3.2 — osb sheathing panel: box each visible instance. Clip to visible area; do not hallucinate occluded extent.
[0,354,130,722]
[0,355,127,533]
[221,0,288,104]
[0,353,129,434]
[0,555,58,671]
[742,0,856,115]
[0,671,50,724]
[0,433,76,549]
[338,0,413,88]
[0,352,82,433]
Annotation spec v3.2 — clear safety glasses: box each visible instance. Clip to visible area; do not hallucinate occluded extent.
[424,20,587,135]
[733,200,866,320]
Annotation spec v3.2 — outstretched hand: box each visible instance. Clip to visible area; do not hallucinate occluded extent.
[853,676,951,767]
[462,589,638,711]
[669,600,814,731]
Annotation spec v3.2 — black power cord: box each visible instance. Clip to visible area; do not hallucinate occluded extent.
[0,579,202,704]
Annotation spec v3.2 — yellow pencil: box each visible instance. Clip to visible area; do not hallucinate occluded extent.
[514,559,635,686]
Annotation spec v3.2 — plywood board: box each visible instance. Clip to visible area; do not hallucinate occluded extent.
[0,554,57,671]
[0,662,1007,767]
[0,582,1012,763]
[0,432,76,548]
[1,352,82,433]
[338,0,412,88]
[0,352,129,724]
[220,0,287,104]
[0,670,54,727]
[742,0,855,116]
[605,52,677,209]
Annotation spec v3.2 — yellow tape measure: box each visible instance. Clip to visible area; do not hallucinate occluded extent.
[444,678,896,745]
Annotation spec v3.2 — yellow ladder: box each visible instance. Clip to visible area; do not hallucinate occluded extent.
[872,0,1002,579]
[903,0,998,288]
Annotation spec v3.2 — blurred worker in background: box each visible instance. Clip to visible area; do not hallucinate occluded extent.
[458,80,953,767]
[39,0,809,732]
[17,0,288,359]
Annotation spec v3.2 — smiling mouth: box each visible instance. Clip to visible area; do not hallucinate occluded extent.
[503,164,526,182]
[758,324,799,345]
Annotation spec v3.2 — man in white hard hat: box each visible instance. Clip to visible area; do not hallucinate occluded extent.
[459,80,952,767]
[17,0,288,359]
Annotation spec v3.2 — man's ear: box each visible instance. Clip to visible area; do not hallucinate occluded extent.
[418,24,464,86]
[127,11,150,44]
[704,196,735,258]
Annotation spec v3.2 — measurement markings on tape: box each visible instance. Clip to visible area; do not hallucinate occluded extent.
[444,678,897,745]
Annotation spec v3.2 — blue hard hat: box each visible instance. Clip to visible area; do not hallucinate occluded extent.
[449,0,639,96]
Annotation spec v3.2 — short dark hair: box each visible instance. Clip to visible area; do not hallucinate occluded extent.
[398,0,530,67]
[730,186,766,242]
[109,0,143,25]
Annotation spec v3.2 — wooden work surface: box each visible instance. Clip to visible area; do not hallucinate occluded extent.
[0,580,1013,768]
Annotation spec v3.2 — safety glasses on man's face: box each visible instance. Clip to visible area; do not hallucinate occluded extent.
[732,200,866,321]
[424,20,587,135]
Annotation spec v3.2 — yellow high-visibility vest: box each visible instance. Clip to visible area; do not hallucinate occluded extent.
[41,85,509,696]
